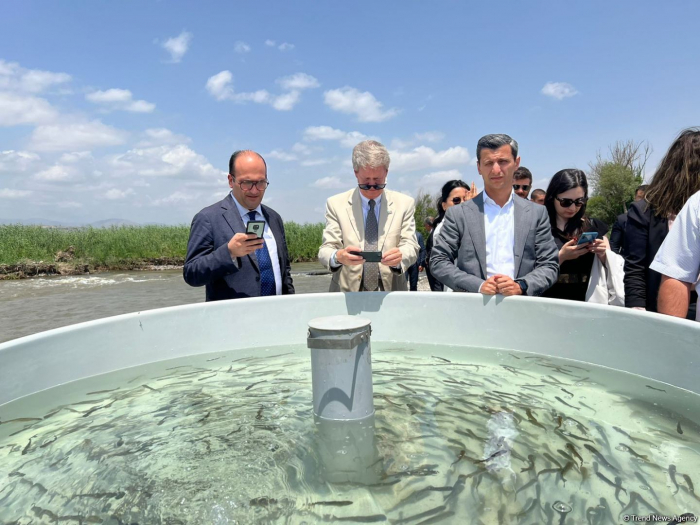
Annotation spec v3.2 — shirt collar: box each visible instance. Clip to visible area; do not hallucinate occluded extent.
[230,191,263,221]
[359,192,382,210]
[483,189,515,209]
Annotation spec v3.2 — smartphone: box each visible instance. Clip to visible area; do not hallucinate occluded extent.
[576,231,598,245]
[349,251,383,263]
[246,220,265,239]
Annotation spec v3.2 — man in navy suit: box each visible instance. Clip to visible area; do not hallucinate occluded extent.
[184,150,294,301]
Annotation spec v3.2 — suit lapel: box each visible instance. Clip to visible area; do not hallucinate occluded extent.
[513,197,530,276]
[346,188,364,247]
[468,193,488,278]
[262,206,284,270]
[378,191,396,250]
[222,194,258,271]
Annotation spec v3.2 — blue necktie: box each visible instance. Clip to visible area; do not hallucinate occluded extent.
[247,211,276,296]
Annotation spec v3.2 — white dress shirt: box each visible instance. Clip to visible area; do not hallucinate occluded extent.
[483,190,516,279]
[330,193,383,267]
[232,193,283,295]
[650,190,700,320]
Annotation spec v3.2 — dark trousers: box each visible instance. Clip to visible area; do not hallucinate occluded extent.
[406,264,419,291]
[425,264,443,292]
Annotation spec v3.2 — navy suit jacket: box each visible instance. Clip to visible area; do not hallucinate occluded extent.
[183,194,294,301]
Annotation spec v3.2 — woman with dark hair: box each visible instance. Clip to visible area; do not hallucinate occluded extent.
[624,128,700,318]
[542,169,613,301]
[425,180,477,291]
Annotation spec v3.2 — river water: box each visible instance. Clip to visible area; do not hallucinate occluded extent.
[0,264,332,344]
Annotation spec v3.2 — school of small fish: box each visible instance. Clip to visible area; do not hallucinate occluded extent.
[0,343,698,524]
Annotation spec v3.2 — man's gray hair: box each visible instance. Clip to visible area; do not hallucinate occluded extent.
[352,140,391,172]
[476,134,518,162]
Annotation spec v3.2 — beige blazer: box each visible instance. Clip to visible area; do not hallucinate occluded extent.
[318,188,419,292]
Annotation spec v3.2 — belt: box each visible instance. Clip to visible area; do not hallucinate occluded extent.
[557,273,589,284]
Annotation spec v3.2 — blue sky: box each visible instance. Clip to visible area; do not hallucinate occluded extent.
[1,1,699,225]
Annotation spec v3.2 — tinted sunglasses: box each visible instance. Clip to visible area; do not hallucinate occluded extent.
[556,196,587,208]
[358,183,387,190]
[451,197,467,205]
[513,184,531,191]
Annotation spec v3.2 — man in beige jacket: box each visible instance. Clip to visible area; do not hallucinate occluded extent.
[318,140,419,292]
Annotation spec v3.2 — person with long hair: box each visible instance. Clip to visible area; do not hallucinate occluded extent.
[425,180,476,291]
[624,128,700,318]
[542,169,611,301]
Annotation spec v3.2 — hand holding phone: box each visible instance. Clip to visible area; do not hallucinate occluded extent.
[349,250,383,263]
[576,231,598,245]
[246,220,266,239]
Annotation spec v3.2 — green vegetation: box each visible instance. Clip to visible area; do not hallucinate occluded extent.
[587,140,648,226]
[0,222,325,270]
[413,189,439,239]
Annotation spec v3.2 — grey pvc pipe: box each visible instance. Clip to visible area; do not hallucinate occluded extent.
[307,315,374,421]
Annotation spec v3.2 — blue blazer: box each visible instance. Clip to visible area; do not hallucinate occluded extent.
[183,194,295,301]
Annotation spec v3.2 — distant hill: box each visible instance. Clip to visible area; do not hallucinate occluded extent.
[90,218,140,228]
[0,218,140,227]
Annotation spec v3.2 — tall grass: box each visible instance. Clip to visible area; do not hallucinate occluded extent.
[0,223,325,265]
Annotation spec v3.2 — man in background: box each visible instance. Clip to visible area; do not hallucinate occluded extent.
[610,185,648,254]
[406,231,426,291]
[530,189,546,205]
[318,140,419,292]
[184,150,294,301]
[513,167,533,199]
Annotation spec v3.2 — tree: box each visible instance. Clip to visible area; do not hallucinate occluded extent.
[413,189,439,238]
[587,139,649,226]
[587,162,642,226]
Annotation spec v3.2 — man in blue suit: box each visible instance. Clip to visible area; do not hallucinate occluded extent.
[184,150,294,301]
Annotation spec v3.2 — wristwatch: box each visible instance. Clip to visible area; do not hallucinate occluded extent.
[515,279,528,295]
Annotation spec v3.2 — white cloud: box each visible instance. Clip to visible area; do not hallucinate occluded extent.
[415,131,444,143]
[267,149,297,161]
[152,190,200,206]
[59,151,92,163]
[0,188,32,198]
[105,188,135,200]
[234,41,251,54]
[390,146,471,172]
[265,40,276,47]
[419,169,463,186]
[272,90,301,111]
[206,70,315,111]
[34,165,75,182]
[161,31,192,63]
[0,59,71,93]
[0,150,41,172]
[136,128,191,147]
[277,73,319,91]
[292,142,313,155]
[29,120,128,152]
[57,201,82,208]
[0,92,58,126]
[86,88,155,113]
[311,176,345,189]
[109,144,223,180]
[301,158,332,167]
[541,82,578,100]
[278,42,295,51]
[303,125,373,148]
[324,87,399,122]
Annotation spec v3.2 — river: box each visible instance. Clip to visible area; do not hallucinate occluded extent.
[0,264,332,344]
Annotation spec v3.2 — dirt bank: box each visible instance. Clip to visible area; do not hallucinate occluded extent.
[0,257,185,280]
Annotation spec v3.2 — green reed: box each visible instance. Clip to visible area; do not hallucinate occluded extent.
[0,223,324,265]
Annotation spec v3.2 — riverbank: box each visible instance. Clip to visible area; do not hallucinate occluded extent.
[0,223,324,279]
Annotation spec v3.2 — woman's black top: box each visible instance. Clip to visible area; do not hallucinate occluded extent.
[542,217,608,301]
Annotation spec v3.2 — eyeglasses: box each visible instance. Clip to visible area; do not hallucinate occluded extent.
[358,183,387,190]
[513,184,531,191]
[556,196,587,208]
[451,197,467,205]
[233,179,270,191]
